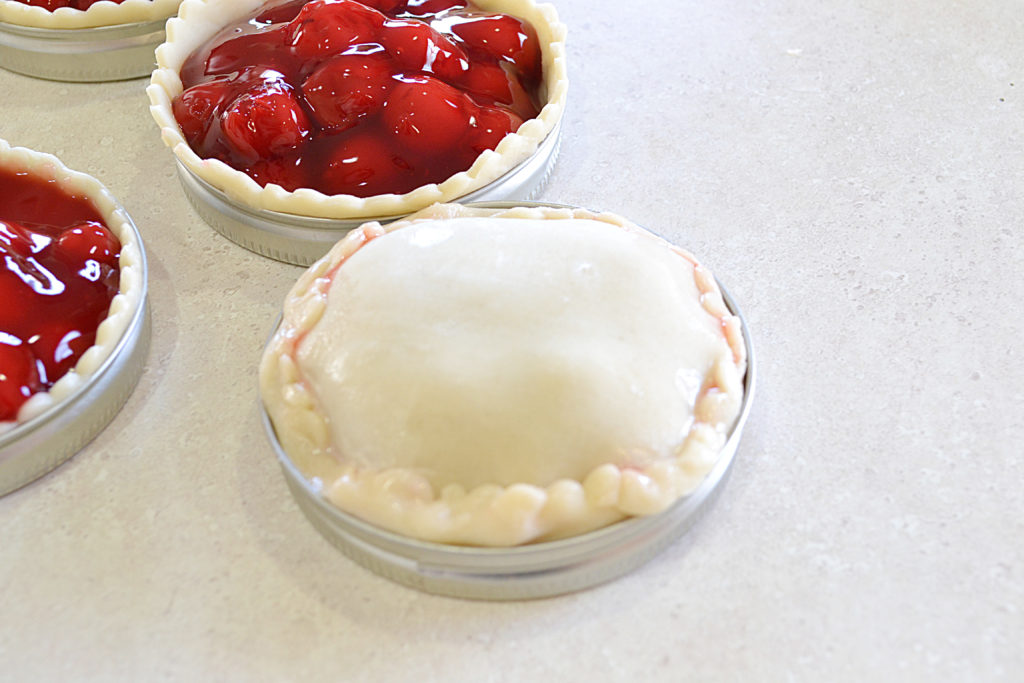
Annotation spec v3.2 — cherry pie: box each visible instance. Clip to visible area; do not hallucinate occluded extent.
[0,140,144,433]
[148,0,567,219]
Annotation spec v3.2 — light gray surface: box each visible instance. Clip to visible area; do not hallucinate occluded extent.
[1,0,1021,680]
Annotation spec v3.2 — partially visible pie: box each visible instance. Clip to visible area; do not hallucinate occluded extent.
[0,140,144,433]
[0,0,180,29]
[148,0,568,219]
[260,204,747,546]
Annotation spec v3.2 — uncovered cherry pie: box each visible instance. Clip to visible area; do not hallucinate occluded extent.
[260,204,747,546]
[148,0,567,219]
[0,0,180,29]
[0,140,144,433]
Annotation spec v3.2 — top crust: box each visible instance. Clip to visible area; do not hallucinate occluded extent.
[0,0,180,30]
[0,139,145,434]
[260,204,747,546]
[146,0,569,219]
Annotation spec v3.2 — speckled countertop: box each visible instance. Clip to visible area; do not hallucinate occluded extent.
[1,0,1022,680]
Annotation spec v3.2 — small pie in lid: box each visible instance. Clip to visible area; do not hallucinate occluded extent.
[0,139,144,434]
[147,0,568,221]
[260,203,747,546]
[0,0,181,30]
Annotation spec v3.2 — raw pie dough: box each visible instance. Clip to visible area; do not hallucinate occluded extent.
[260,204,746,546]
[147,0,567,220]
[0,139,145,434]
[0,0,180,30]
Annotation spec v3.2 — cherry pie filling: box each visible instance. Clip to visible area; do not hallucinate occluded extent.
[9,0,125,10]
[172,0,544,197]
[0,167,121,423]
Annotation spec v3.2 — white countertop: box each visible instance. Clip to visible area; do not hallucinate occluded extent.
[2,0,1022,680]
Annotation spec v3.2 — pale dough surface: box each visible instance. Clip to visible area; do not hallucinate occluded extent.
[260,204,745,545]
[301,216,729,489]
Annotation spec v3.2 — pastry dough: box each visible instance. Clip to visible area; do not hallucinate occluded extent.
[260,204,746,546]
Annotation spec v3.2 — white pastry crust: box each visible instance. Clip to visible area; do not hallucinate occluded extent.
[147,0,568,219]
[260,204,747,546]
[0,0,179,30]
[0,139,144,435]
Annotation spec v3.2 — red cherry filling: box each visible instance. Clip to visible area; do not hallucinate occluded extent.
[302,50,395,132]
[379,18,468,81]
[173,0,544,198]
[0,168,121,423]
[221,78,312,163]
[383,76,471,155]
[450,13,540,81]
[15,0,126,9]
[403,0,468,15]
[289,0,385,62]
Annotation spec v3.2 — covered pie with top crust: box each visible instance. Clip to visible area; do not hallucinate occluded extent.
[260,204,747,546]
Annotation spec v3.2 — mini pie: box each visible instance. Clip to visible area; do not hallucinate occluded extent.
[0,0,180,30]
[0,139,144,434]
[260,204,747,546]
[147,0,568,219]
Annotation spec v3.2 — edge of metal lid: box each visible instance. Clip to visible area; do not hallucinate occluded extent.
[0,217,151,497]
[0,19,165,82]
[260,224,755,600]
[177,119,562,266]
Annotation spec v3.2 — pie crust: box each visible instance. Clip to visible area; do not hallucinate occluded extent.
[147,0,568,220]
[0,139,145,434]
[0,0,180,30]
[260,204,747,546]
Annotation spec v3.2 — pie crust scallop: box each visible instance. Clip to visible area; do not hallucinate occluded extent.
[147,0,568,220]
[260,204,747,546]
[0,0,181,30]
[0,140,144,434]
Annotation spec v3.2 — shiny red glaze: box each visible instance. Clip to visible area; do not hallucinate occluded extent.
[301,49,395,132]
[15,0,126,9]
[0,167,121,422]
[174,0,543,197]
[221,78,312,163]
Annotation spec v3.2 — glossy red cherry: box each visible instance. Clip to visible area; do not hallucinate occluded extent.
[22,0,65,9]
[403,0,466,14]
[12,0,130,8]
[319,131,408,197]
[450,13,540,81]
[302,50,395,132]
[204,27,293,78]
[250,156,308,192]
[469,105,522,154]
[0,341,41,422]
[380,18,468,81]
[173,78,236,147]
[382,76,472,156]
[221,80,312,162]
[358,0,405,11]
[288,0,386,62]
[30,322,88,383]
[55,221,121,268]
[255,0,308,24]
[459,60,512,105]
